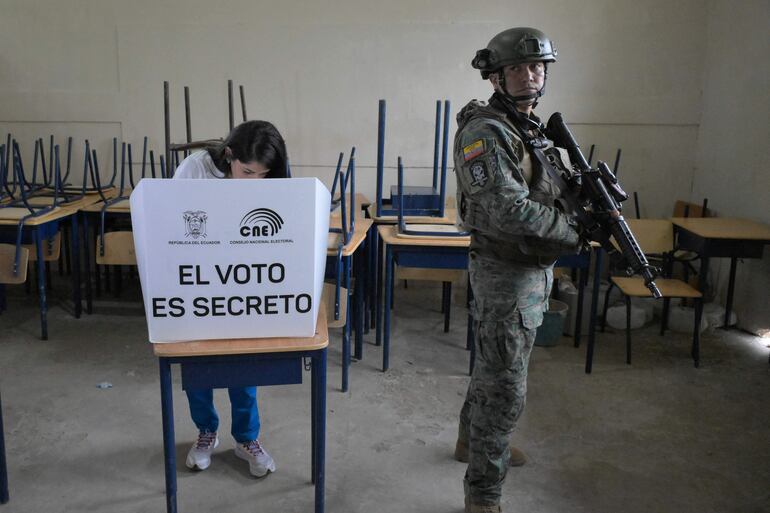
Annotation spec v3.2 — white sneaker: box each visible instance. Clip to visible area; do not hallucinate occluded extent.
[235,439,276,477]
[185,431,219,470]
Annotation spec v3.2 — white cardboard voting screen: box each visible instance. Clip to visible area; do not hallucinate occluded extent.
[130,178,331,343]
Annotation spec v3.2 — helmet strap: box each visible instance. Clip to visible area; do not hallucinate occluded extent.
[492,92,544,134]
[496,64,549,109]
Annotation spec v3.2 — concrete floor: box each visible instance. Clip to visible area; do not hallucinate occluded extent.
[0,277,769,513]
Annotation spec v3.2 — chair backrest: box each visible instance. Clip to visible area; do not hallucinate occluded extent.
[625,218,674,254]
[96,231,137,265]
[0,243,29,284]
[673,200,709,218]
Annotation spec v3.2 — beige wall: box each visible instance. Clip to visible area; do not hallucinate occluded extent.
[2,0,705,219]
[3,0,764,329]
[692,0,770,333]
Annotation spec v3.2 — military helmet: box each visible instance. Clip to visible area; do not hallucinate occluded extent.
[472,27,557,79]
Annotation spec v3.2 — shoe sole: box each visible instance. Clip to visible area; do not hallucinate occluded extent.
[235,449,276,477]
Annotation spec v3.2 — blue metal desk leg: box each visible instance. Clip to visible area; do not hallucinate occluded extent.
[585,249,604,374]
[354,242,364,361]
[312,349,327,513]
[375,231,383,346]
[34,227,48,340]
[0,388,9,504]
[311,355,317,483]
[341,255,351,393]
[81,213,93,314]
[370,228,378,332]
[159,358,177,513]
[364,228,374,335]
[70,212,82,318]
[382,244,393,371]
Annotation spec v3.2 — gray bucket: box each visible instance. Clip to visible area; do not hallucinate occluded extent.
[534,299,569,347]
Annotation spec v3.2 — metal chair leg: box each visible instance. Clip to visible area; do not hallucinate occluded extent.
[692,297,702,368]
[625,295,632,365]
[601,281,614,332]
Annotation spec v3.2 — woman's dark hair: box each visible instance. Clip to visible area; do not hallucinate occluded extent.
[207,120,288,178]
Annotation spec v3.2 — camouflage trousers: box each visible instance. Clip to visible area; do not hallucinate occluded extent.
[459,253,550,505]
[459,317,536,505]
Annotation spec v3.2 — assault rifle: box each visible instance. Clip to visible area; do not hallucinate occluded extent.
[535,112,661,298]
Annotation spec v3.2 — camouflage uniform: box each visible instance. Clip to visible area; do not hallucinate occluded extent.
[455,96,580,506]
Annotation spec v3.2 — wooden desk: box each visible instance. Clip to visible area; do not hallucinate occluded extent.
[377,225,470,372]
[79,198,131,214]
[356,193,371,210]
[365,207,458,343]
[0,204,85,338]
[326,217,372,392]
[152,311,329,513]
[377,226,604,375]
[14,193,109,211]
[671,217,770,328]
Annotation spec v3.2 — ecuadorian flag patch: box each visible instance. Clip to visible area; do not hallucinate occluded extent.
[462,140,485,161]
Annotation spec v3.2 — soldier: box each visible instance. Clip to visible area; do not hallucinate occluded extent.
[453,28,583,513]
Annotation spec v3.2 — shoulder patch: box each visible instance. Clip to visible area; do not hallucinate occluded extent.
[467,159,490,189]
[462,140,485,161]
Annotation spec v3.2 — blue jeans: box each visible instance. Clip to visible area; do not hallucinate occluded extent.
[186,387,260,443]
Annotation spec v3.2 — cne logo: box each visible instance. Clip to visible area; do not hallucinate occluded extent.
[239,208,284,237]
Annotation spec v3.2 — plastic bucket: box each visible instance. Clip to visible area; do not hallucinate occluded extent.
[534,299,569,347]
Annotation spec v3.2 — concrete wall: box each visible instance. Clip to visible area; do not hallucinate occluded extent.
[1,0,705,219]
[4,0,765,330]
[692,0,770,333]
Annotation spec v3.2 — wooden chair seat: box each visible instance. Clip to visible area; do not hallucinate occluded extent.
[611,277,702,298]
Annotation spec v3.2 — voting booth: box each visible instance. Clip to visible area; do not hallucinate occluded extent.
[130,178,331,342]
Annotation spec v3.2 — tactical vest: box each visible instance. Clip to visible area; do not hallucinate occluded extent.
[455,102,573,267]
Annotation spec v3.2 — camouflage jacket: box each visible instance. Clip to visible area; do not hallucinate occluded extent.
[454,98,580,267]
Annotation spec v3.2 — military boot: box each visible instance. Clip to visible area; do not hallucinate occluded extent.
[454,439,527,467]
[464,496,502,513]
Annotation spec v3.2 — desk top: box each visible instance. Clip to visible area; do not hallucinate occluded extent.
[327,218,373,256]
[671,217,770,241]
[366,205,457,225]
[0,190,117,225]
[0,206,69,226]
[152,306,329,357]
[25,193,108,211]
[377,224,470,247]
[80,198,131,213]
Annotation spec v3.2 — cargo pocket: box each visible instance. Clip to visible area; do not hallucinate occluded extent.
[471,295,518,322]
[518,302,544,331]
